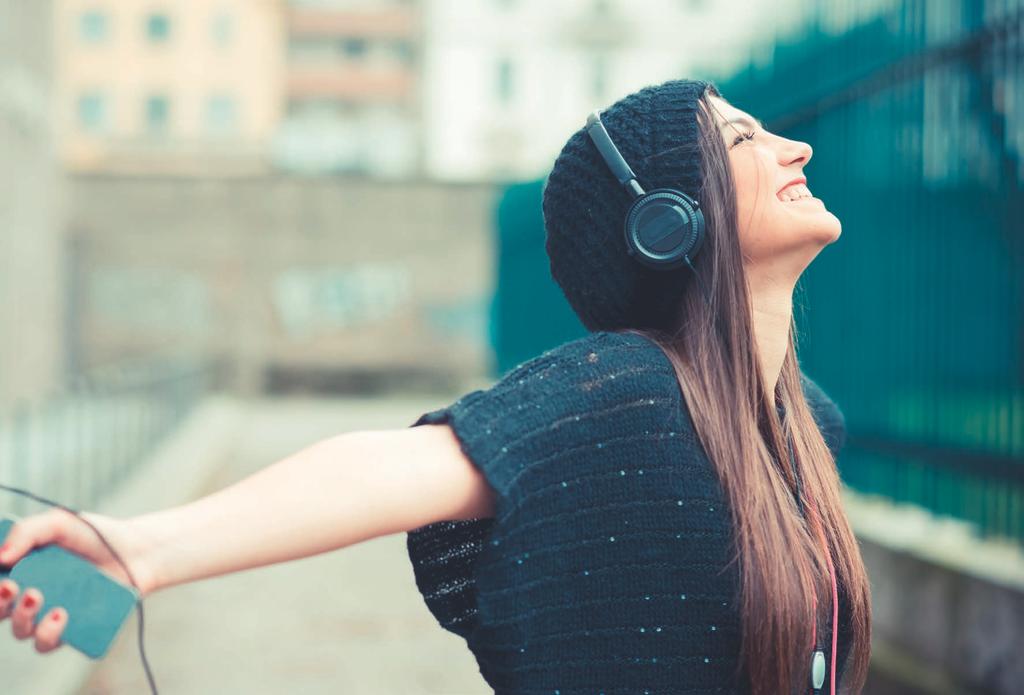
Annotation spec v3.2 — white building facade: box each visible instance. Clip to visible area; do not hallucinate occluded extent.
[420,0,771,182]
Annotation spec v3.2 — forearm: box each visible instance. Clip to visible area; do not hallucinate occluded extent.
[128,430,411,594]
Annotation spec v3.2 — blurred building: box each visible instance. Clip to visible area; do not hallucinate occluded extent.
[272,0,423,177]
[69,176,496,395]
[55,0,285,176]
[0,0,64,405]
[421,0,769,181]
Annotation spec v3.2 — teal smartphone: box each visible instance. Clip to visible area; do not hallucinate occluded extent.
[0,514,138,659]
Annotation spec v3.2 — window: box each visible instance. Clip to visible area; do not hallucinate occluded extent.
[144,95,170,134]
[79,11,109,42]
[145,13,171,42]
[289,38,334,62]
[393,40,414,64]
[77,92,108,133]
[205,95,237,134]
[211,12,233,47]
[496,58,514,104]
[342,38,368,58]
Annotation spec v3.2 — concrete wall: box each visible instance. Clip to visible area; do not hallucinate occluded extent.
[68,175,499,395]
[846,491,1024,695]
[0,0,65,406]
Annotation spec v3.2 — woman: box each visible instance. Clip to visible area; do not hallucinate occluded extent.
[0,78,871,694]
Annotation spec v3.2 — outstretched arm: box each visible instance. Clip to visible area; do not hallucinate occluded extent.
[132,423,496,594]
[0,423,495,601]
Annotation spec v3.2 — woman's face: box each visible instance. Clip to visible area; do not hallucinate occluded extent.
[706,95,841,267]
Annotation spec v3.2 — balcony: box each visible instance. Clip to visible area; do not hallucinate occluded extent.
[288,7,417,39]
[287,65,414,101]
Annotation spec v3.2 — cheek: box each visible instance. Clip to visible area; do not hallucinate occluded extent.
[730,155,776,240]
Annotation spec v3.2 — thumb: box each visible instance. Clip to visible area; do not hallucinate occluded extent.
[0,509,70,566]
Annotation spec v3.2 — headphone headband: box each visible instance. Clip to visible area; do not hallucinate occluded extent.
[585,111,645,199]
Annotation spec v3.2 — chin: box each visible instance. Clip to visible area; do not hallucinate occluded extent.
[822,214,842,242]
[804,209,842,244]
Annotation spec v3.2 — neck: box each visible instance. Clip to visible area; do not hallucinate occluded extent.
[746,269,796,397]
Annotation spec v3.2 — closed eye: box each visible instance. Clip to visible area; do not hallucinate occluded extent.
[731,130,756,149]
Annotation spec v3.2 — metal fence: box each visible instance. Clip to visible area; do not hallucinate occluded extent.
[0,356,212,517]
[492,180,589,376]
[715,0,1023,542]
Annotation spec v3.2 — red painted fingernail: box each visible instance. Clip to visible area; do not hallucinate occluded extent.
[0,585,12,600]
[51,612,61,621]
[23,595,35,608]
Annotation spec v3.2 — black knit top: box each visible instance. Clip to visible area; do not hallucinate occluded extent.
[406,329,852,694]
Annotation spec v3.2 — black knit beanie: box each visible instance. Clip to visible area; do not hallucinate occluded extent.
[542,78,714,333]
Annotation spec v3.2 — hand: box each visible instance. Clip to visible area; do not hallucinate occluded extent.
[0,508,158,654]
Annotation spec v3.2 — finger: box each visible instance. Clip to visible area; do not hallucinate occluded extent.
[0,579,18,620]
[12,587,42,640]
[34,607,66,653]
[0,509,67,567]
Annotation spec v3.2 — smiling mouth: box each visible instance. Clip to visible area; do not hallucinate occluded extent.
[777,182,817,202]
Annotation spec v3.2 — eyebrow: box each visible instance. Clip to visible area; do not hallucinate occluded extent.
[719,116,764,131]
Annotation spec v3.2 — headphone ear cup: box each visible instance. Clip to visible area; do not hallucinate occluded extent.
[623,189,705,270]
[687,206,706,258]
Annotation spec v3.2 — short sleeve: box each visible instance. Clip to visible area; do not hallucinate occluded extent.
[403,330,671,642]
[401,382,533,641]
[406,345,577,506]
[403,336,596,639]
[800,371,848,458]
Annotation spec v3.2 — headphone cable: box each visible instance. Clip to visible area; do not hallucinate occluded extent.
[682,255,712,308]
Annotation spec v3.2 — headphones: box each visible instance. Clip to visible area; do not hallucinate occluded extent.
[585,110,706,272]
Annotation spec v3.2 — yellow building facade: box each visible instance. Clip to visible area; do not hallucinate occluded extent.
[55,0,286,175]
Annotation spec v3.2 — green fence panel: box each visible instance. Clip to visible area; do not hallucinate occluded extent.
[492,179,586,376]
[713,0,1023,542]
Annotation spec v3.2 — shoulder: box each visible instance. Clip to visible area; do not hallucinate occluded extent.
[510,329,672,376]
[490,329,678,416]
[408,330,677,493]
[414,330,675,421]
[799,371,848,456]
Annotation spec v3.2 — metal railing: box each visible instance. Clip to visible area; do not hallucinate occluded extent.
[0,356,212,516]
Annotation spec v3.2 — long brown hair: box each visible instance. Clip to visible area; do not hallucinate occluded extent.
[622,85,871,694]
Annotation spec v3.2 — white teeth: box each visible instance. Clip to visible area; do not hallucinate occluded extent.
[778,183,812,201]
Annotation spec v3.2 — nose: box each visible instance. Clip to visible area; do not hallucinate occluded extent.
[782,138,812,167]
